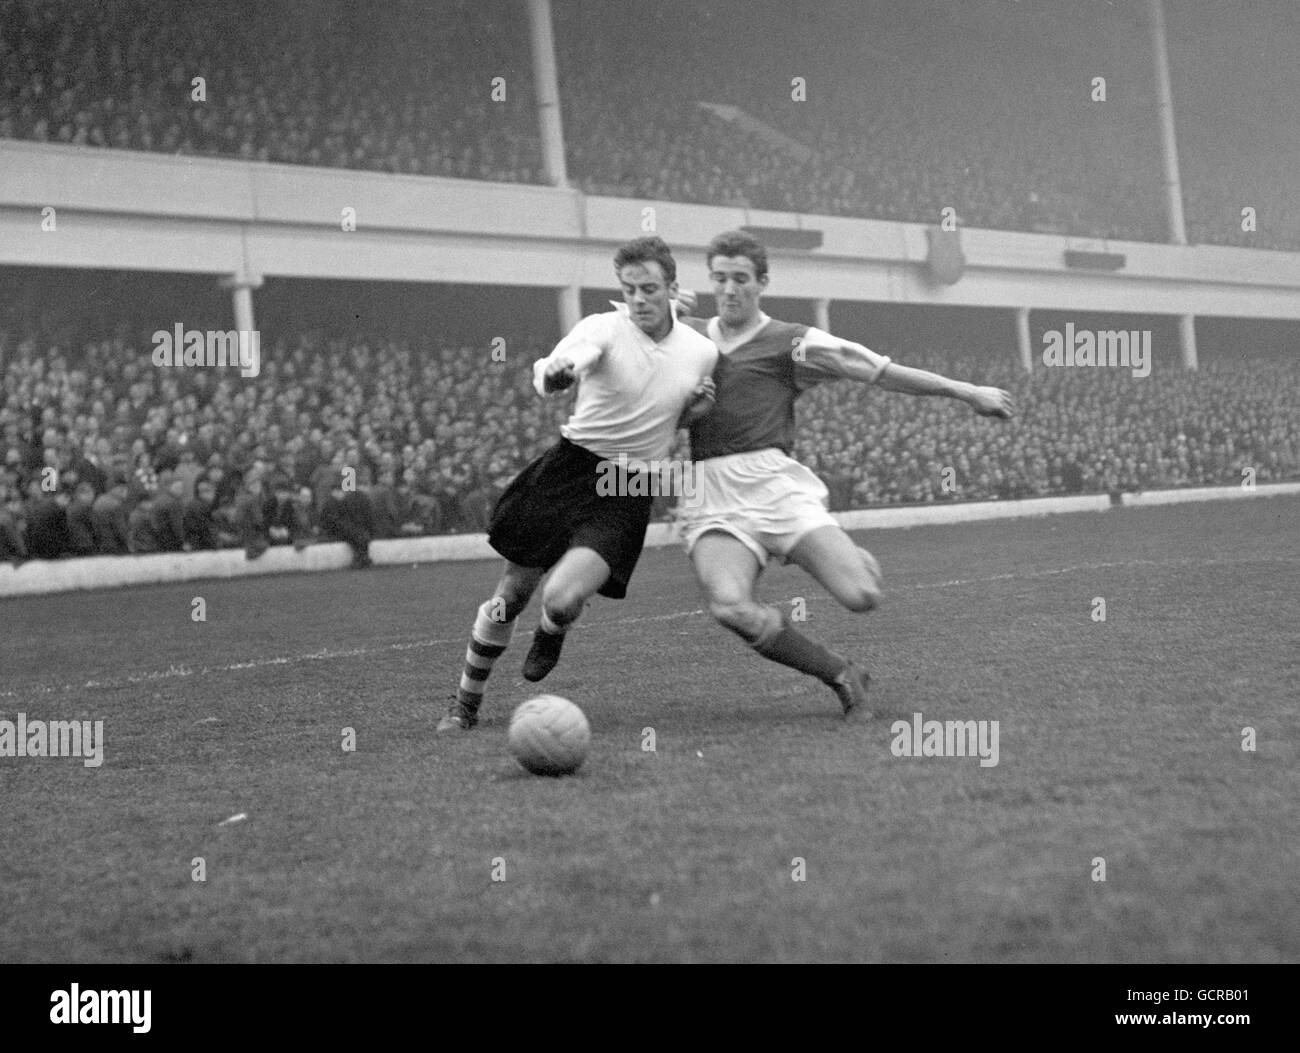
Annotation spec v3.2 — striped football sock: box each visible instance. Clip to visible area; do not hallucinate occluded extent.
[458,600,516,709]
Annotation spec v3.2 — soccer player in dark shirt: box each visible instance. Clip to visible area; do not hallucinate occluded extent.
[677,230,1014,718]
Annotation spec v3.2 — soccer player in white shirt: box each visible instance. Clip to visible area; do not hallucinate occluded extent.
[439,236,718,733]
[676,230,1014,718]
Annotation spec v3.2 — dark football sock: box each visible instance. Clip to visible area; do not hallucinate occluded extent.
[751,609,849,685]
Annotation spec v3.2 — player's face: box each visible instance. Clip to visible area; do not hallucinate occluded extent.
[709,255,767,328]
[618,261,677,341]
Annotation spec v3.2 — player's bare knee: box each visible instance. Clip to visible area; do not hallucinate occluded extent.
[845,549,884,611]
[840,583,881,613]
[708,598,766,640]
[541,586,587,627]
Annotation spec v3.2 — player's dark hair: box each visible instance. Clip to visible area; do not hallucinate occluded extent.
[613,236,677,284]
[706,230,768,280]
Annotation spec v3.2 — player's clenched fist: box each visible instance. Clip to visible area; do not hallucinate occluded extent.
[689,375,717,407]
[967,386,1015,419]
[678,376,716,427]
[542,356,577,392]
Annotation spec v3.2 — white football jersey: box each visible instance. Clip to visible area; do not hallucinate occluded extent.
[533,308,718,463]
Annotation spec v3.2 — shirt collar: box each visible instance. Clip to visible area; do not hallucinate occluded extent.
[609,300,678,341]
[709,311,770,351]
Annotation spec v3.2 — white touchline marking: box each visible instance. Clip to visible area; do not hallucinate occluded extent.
[0,609,712,698]
[2,556,1296,699]
[906,555,1300,590]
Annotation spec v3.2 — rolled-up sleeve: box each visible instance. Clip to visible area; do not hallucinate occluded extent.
[794,326,891,387]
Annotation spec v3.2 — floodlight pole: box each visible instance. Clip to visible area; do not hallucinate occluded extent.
[525,0,579,334]
[1148,0,1198,369]
[526,0,568,189]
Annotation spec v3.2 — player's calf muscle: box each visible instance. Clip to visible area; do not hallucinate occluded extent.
[494,590,532,621]
[494,572,539,620]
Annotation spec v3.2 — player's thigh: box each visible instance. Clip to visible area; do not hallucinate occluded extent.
[542,546,612,609]
[689,530,763,607]
[787,525,882,611]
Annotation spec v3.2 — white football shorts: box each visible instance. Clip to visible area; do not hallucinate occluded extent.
[677,447,838,567]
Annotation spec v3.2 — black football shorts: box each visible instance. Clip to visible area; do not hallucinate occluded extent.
[487,438,653,599]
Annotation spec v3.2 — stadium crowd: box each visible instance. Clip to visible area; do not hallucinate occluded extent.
[793,350,1300,507]
[0,327,565,565]
[2,0,1296,250]
[3,326,1297,566]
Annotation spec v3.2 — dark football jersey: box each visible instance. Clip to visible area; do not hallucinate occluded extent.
[683,316,890,461]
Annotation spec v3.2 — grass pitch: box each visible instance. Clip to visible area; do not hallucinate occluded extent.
[2,496,1297,962]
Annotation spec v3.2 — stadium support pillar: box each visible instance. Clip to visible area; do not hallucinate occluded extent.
[526,0,569,188]
[558,285,581,335]
[1148,0,1188,245]
[219,273,264,333]
[813,298,831,333]
[1179,314,1198,370]
[1015,307,1033,372]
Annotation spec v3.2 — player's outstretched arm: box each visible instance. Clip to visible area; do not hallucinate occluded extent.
[875,362,1015,419]
[797,329,1013,419]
